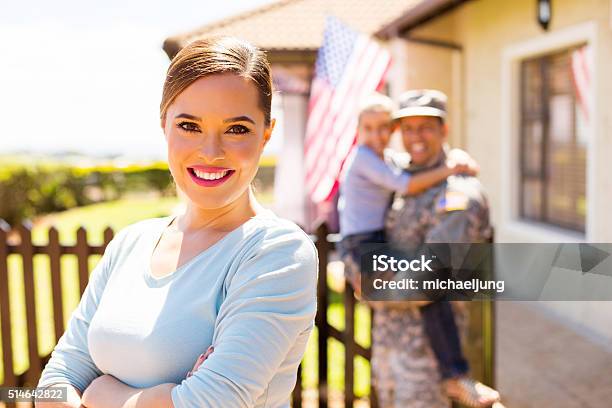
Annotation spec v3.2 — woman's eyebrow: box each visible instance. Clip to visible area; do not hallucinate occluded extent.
[175,113,201,121]
[223,116,255,124]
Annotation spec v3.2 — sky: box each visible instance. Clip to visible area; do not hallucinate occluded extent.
[0,0,280,160]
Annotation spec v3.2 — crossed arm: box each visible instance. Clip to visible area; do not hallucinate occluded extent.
[36,349,213,408]
[35,379,176,408]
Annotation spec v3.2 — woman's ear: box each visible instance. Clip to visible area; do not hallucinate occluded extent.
[263,118,276,147]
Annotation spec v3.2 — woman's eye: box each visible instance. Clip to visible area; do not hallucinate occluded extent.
[227,125,250,134]
[177,122,200,132]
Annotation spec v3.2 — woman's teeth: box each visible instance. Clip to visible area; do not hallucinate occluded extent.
[193,169,230,180]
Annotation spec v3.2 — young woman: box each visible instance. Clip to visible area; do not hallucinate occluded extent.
[36,36,318,408]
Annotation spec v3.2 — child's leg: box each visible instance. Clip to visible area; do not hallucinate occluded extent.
[420,300,469,380]
[339,229,386,298]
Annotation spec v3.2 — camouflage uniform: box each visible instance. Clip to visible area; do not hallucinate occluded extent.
[370,152,492,408]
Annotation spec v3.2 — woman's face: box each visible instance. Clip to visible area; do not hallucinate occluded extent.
[162,73,274,210]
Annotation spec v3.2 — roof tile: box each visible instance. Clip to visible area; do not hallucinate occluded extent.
[164,0,425,57]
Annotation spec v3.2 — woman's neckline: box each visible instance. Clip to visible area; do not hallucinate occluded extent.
[143,208,276,286]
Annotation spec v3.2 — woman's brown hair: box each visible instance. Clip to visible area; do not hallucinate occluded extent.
[160,36,273,126]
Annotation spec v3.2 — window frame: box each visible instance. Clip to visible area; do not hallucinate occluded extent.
[500,22,597,242]
[518,47,585,232]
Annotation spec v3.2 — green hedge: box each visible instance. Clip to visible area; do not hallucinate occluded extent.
[0,160,277,226]
[0,163,174,225]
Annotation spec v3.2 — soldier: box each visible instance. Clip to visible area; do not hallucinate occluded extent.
[371,90,500,407]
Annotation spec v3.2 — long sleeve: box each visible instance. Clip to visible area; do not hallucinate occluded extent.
[37,235,118,393]
[170,225,318,408]
[356,147,411,193]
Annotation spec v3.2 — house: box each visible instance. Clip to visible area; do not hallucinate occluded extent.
[376,0,612,345]
[164,0,612,344]
[163,0,426,227]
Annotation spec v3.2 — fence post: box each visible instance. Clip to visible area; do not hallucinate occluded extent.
[344,284,355,407]
[369,308,378,408]
[48,227,65,342]
[0,221,16,387]
[76,227,90,297]
[102,227,114,250]
[315,224,329,408]
[292,363,303,408]
[19,222,41,386]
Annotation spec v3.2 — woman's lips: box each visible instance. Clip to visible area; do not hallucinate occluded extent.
[187,166,235,187]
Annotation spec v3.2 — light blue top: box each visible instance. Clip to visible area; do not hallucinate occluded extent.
[338,145,411,237]
[37,210,318,408]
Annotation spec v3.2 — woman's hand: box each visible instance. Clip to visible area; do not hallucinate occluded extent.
[81,375,124,408]
[81,375,175,408]
[186,346,214,379]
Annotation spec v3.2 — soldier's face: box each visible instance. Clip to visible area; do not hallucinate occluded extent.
[357,111,392,156]
[399,116,447,166]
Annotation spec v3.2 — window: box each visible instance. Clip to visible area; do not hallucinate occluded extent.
[519,47,587,232]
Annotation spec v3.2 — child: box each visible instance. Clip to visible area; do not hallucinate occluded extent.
[337,93,500,408]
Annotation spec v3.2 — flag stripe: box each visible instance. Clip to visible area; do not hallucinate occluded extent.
[312,50,391,190]
[571,45,591,121]
[307,46,390,191]
[305,39,383,183]
[304,35,371,165]
[304,16,391,203]
[305,41,378,184]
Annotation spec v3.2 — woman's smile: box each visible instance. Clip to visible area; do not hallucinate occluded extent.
[187,165,235,187]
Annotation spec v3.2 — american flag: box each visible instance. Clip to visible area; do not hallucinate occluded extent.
[571,45,592,122]
[304,16,391,204]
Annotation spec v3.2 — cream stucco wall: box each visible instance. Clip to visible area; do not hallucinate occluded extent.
[387,36,463,148]
[386,0,612,342]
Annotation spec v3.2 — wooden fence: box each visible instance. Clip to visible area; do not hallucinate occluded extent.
[0,221,494,407]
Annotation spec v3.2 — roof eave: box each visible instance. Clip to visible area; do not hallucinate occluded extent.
[376,0,468,39]
[162,37,317,64]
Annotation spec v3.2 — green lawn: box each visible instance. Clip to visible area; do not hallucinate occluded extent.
[0,194,373,397]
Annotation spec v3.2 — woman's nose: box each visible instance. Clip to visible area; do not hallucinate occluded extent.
[199,133,224,161]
